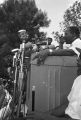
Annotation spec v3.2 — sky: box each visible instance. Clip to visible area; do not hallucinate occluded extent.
[35,0,77,37]
[36,0,68,36]
[0,0,78,37]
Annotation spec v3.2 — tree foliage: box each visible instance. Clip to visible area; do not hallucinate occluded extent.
[61,1,81,31]
[0,0,50,45]
[54,1,81,48]
[0,0,50,78]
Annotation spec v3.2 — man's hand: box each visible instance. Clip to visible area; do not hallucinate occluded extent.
[25,42,32,49]
[32,49,49,65]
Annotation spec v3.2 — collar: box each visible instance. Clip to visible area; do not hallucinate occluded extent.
[72,38,81,44]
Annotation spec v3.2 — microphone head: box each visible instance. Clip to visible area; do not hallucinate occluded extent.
[11,48,19,53]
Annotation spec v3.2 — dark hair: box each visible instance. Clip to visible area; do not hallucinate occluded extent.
[69,26,80,37]
[47,37,52,41]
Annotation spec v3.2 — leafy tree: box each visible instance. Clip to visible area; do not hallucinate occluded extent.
[54,1,81,49]
[0,0,50,79]
[0,0,50,45]
[60,1,81,31]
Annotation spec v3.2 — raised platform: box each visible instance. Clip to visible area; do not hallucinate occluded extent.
[28,56,78,112]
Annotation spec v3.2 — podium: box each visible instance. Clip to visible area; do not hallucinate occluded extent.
[28,56,78,112]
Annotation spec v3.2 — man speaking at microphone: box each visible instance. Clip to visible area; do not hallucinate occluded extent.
[32,26,81,65]
[31,26,81,120]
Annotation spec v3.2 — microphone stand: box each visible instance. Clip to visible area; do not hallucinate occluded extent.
[17,29,29,118]
[17,39,26,117]
[9,30,28,119]
[10,30,32,119]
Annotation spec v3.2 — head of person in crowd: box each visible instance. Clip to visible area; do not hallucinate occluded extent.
[18,29,28,42]
[47,37,52,45]
[64,26,80,44]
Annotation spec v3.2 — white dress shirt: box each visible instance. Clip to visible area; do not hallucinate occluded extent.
[63,38,81,57]
[65,75,81,119]
[69,38,81,57]
[65,38,81,119]
[51,40,59,47]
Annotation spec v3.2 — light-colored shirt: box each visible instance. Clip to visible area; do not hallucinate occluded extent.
[65,75,81,119]
[69,38,81,57]
[51,40,59,47]
[65,38,81,120]
[63,38,81,57]
[63,43,70,49]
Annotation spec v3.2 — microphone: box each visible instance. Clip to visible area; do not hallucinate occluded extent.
[11,48,19,53]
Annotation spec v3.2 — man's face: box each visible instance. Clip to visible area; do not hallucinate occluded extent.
[18,31,28,40]
[64,28,74,44]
